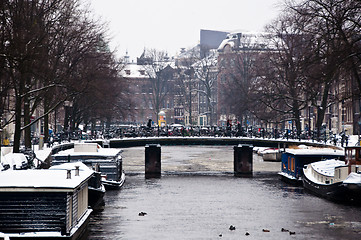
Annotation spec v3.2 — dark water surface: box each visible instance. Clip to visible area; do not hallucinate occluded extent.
[87,146,361,240]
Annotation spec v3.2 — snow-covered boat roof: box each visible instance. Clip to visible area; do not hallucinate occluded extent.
[0,162,93,190]
[311,159,346,177]
[343,172,361,184]
[285,147,344,156]
[52,143,122,157]
[49,161,93,173]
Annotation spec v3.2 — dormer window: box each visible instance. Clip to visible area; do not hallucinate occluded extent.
[125,70,131,75]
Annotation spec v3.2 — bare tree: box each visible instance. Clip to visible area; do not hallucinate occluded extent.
[174,48,199,125]
[141,49,174,123]
[256,13,315,135]
[1,0,124,152]
[289,0,360,136]
[193,49,218,125]
[218,37,262,127]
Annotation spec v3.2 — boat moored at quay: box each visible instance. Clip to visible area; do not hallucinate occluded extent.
[0,163,93,239]
[303,146,361,204]
[49,162,106,210]
[278,146,344,185]
[52,143,125,190]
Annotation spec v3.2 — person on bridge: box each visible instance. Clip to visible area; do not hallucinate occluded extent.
[147,119,152,129]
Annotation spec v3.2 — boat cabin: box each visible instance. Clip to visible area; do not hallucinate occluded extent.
[0,164,93,239]
[304,159,346,185]
[345,146,361,174]
[279,147,344,183]
[52,143,124,189]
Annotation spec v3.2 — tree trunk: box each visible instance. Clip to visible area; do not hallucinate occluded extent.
[23,101,31,149]
[13,95,22,153]
[44,103,49,143]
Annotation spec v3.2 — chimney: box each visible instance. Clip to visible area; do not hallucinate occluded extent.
[66,169,71,179]
[75,166,80,176]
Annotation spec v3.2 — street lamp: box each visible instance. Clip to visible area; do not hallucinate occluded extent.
[64,101,73,139]
[308,105,312,139]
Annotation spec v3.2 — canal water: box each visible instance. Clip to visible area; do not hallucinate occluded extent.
[87,146,361,239]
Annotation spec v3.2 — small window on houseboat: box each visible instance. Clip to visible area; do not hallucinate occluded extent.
[288,157,290,171]
[291,157,295,172]
[331,179,333,184]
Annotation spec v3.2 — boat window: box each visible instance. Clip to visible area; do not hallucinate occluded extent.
[291,157,295,172]
[288,157,290,171]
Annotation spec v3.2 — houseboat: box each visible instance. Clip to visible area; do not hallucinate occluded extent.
[0,165,93,239]
[52,143,125,190]
[303,146,361,204]
[278,146,344,185]
[50,162,106,210]
[262,148,283,162]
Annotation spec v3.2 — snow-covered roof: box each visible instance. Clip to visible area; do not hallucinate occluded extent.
[53,146,122,158]
[120,63,149,78]
[285,147,344,156]
[49,161,93,173]
[0,162,93,190]
[311,159,346,177]
[343,172,361,184]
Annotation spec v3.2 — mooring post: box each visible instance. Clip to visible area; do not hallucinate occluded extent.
[145,144,161,178]
[234,144,253,177]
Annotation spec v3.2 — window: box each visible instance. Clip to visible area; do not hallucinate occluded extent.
[288,157,290,171]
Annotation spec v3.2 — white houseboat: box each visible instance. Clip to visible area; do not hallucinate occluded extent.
[303,146,361,203]
[0,164,93,239]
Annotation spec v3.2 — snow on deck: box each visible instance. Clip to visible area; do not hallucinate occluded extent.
[0,162,93,189]
[311,159,346,177]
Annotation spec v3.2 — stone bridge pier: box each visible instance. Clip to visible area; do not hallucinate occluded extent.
[145,144,161,178]
[233,144,253,176]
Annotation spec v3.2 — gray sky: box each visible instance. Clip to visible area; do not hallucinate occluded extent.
[90,0,283,60]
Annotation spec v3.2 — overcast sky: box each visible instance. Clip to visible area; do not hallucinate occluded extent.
[89,0,283,60]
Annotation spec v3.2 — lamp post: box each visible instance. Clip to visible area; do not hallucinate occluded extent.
[64,101,73,140]
[308,105,311,139]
